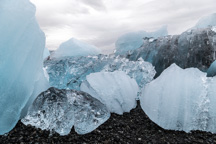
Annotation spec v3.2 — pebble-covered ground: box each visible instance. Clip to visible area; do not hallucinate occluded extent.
[0,103,216,144]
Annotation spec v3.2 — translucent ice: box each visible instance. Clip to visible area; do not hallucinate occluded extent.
[51,38,101,59]
[22,87,110,135]
[141,64,216,133]
[115,26,168,55]
[81,71,139,115]
[43,47,50,60]
[207,60,216,77]
[0,0,48,135]
[44,54,155,90]
[193,13,216,29]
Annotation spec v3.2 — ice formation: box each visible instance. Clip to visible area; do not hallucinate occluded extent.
[44,54,155,90]
[193,13,216,29]
[51,38,101,59]
[81,71,139,115]
[43,47,50,60]
[0,0,49,135]
[141,64,216,133]
[207,60,216,77]
[22,87,110,135]
[115,26,168,55]
[125,27,216,77]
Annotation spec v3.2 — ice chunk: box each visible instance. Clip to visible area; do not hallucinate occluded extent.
[44,54,155,90]
[115,26,168,55]
[193,13,216,29]
[0,0,49,135]
[43,47,50,60]
[51,38,101,59]
[141,64,216,133]
[22,87,110,135]
[125,27,216,77]
[81,71,139,115]
[207,60,216,77]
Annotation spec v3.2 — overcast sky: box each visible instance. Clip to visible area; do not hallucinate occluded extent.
[30,0,216,53]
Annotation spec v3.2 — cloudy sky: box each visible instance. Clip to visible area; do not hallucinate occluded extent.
[30,0,216,53]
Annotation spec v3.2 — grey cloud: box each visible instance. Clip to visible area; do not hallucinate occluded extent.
[80,0,106,11]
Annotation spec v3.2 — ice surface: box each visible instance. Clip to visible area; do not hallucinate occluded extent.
[81,71,139,115]
[141,64,216,133]
[207,60,216,77]
[0,0,49,135]
[51,38,101,59]
[44,54,155,90]
[43,47,50,60]
[115,26,168,55]
[125,27,216,77]
[193,13,216,29]
[22,87,110,135]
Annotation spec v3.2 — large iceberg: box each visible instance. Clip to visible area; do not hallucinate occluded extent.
[44,54,155,90]
[141,64,216,133]
[22,87,110,135]
[115,26,168,55]
[81,71,139,115]
[193,13,216,29]
[51,38,101,59]
[0,0,49,135]
[125,27,216,77]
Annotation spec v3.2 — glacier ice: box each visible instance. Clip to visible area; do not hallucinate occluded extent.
[115,26,168,55]
[43,47,50,60]
[22,87,110,135]
[0,0,49,135]
[44,54,155,90]
[51,38,101,59]
[125,27,216,77]
[141,64,216,133]
[80,71,139,115]
[207,60,216,77]
[193,13,216,29]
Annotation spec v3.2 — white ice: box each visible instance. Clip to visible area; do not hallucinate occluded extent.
[141,64,216,133]
[43,47,50,60]
[81,71,139,115]
[51,38,101,59]
[193,13,216,29]
[0,0,49,135]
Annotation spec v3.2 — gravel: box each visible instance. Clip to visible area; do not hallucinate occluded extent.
[1,102,216,143]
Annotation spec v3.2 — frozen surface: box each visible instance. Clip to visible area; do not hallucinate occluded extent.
[43,47,50,60]
[141,64,216,133]
[22,87,110,135]
[51,38,101,59]
[115,26,168,55]
[207,60,216,77]
[81,71,139,115]
[44,54,155,90]
[193,13,216,29]
[0,0,48,135]
[125,27,216,77]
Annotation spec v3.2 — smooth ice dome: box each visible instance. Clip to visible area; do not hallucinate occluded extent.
[115,26,168,55]
[51,38,101,59]
[44,54,155,90]
[193,13,216,29]
[0,0,48,135]
[22,87,110,135]
[81,71,139,115]
[141,64,216,133]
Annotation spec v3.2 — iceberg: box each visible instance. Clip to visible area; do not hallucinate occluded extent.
[125,27,216,77]
[193,13,216,29]
[51,38,101,59]
[0,0,49,135]
[43,47,50,60]
[81,71,139,115]
[207,60,216,77]
[22,87,110,135]
[141,64,216,133]
[44,54,155,90]
[115,26,168,55]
